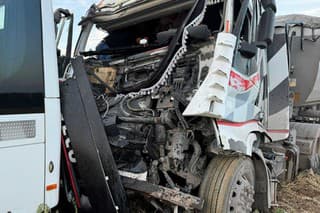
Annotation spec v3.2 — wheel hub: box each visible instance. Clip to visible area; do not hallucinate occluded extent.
[229,175,255,213]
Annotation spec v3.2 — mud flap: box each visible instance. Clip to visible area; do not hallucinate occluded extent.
[61,57,128,213]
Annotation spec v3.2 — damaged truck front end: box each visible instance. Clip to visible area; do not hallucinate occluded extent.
[62,0,279,212]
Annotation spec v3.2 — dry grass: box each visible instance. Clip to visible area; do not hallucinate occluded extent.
[275,170,320,213]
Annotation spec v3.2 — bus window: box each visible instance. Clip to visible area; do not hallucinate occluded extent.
[0,0,44,114]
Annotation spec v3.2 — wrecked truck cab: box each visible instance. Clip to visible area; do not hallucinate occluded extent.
[75,0,224,56]
[66,0,277,212]
[79,0,196,31]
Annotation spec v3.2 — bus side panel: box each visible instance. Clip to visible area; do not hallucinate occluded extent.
[0,144,45,212]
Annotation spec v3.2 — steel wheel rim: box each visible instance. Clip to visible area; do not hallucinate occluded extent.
[229,169,255,213]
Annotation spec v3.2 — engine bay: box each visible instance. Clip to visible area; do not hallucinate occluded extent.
[77,0,226,210]
[88,38,217,187]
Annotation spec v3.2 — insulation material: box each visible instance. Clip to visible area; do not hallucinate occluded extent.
[89,67,117,93]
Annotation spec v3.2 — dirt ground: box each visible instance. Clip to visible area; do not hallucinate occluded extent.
[274,170,320,213]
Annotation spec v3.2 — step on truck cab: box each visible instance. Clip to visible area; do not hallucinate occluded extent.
[0,0,61,212]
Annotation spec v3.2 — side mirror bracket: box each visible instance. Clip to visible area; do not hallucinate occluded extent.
[257,8,276,49]
[188,25,211,41]
[239,41,257,59]
[261,0,277,13]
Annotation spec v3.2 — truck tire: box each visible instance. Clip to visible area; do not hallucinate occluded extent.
[199,156,255,213]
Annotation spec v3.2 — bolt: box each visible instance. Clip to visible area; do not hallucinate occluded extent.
[48,161,54,173]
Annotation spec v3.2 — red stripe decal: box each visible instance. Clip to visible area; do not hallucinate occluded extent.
[217,120,258,127]
[61,136,81,208]
[225,20,230,33]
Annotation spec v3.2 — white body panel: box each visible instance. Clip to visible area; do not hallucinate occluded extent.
[41,0,61,208]
[44,98,61,207]
[42,0,60,98]
[267,107,290,141]
[217,120,266,155]
[306,61,320,103]
[183,32,237,118]
[0,144,45,212]
[267,40,290,141]
[184,32,261,123]
[268,46,288,91]
[0,114,45,212]
[0,0,61,210]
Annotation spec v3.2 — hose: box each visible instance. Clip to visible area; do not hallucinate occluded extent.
[174,100,189,129]
[118,116,161,124]
[120,96,133,117]
[127,97,156,116]
[188,140,201,174]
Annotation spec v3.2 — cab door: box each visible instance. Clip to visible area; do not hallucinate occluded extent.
[267,32,290,141]
[225,0,261,122]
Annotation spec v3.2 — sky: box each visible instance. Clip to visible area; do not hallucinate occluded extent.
[52,0,320,50]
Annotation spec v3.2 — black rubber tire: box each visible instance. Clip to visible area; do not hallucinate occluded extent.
[199,156,255,213]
